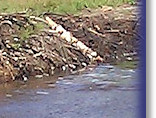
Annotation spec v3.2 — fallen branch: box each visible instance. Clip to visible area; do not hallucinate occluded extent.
[45,16,103,62]
[87,28,106,38]
[104,29,120,33]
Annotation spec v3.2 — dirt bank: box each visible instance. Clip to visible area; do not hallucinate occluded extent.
[49,4,141,62]
[0,4,140,83]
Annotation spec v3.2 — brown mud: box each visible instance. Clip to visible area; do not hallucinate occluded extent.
[0,4,141,83]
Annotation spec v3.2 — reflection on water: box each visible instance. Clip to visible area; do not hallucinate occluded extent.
[0,64,140,101]
[56,64,140,91]
[0,71,68,101]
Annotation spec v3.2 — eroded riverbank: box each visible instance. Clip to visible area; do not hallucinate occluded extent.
[0,4,140,83]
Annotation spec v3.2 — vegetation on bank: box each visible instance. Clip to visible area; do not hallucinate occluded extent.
[115,61,138,69]
[0,0,135,14]
[0,0,135,42]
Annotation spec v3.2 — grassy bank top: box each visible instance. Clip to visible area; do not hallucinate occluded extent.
[0,0,135,14]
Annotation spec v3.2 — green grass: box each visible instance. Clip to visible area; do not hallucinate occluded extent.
[10,22,45,50]
[0,0,135,14]
[0,0,135,47]
[115,61,138,69]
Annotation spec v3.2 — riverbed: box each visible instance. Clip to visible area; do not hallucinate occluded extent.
[0,64,141,118]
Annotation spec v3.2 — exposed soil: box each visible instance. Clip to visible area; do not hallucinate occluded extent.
[0,4,141,83]
[49,4,141,62]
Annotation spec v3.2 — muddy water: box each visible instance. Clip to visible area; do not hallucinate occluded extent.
[0,64,141,118]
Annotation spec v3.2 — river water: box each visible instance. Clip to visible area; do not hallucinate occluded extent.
[0,64,141,118]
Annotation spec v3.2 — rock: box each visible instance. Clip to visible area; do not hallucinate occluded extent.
[91,79,99,83]
[13,37,19,42]
[36,91,49,95]
[48,84,56,88]
[23,75,28,82]
[6,94,12,98]
[12,57,18,61]
[35,75,43,79]
[43,73,49,77]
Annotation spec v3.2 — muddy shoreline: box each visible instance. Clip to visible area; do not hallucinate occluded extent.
[0,4,140,83]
